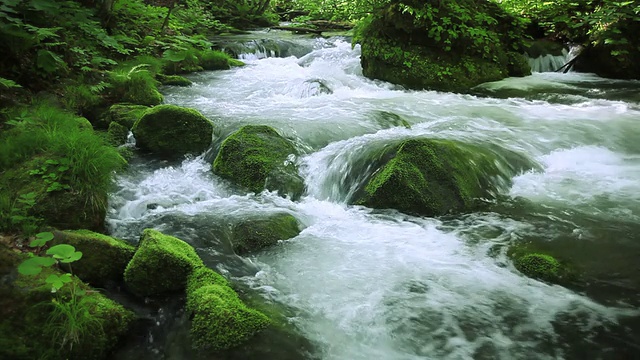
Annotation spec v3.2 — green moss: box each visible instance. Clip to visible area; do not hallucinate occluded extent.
[232,213,300,254]
[124,229,204,297]
[132,104,214,159]
[156,74,193,86]
[98,104,149,129]
[109,70,163,106]
[186,268,269,351]
[52,230,135,287]
[358,0,530,92]
[355,139,535,217]
[108,121,129,146]
[513,253,563,283]
[199,50,241,70]
[213,125,303,197]
[0,244,134,360]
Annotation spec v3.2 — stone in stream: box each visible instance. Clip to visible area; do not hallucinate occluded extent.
[231,213,301,254]
[156,74,193,87]
[131,105,214,159]
[354,138,537,217]
[213,125,304,198]
[124,229,204,297]
[357,0,531,92]
[186,267,270,351]
[107,121,129,146]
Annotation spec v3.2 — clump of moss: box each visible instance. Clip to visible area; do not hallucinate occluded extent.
[513,253,563,283]
[108,69,163,106]
[213,125,303,197]
[124,229,204,297]
[98,104,149,129]
[199,50,236,70]
[186,267,269,351]
[355,138,535,217]
[131,104,214,159]
[107,121,129,146]
[231,213,300,254]
[156,74,193,86]
[52,230,135,287]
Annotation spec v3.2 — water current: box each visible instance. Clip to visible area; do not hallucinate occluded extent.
[108,31,640,359]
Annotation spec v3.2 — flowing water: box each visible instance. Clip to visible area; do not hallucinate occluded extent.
[108,31,640,359]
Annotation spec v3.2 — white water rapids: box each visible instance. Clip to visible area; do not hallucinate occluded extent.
[108,35,640,359]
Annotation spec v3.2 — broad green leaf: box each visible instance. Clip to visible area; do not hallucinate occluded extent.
[18,256,56,275]
[29,231,54,247]
[46,244,82,263]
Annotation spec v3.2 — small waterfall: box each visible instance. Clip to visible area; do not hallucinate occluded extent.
[211,31,317,60]
[528,48,569,72]
[528,45,583,73]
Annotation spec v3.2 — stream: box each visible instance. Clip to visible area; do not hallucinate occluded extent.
[108,31,640,359]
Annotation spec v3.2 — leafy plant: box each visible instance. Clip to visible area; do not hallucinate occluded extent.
[17,231,103,350]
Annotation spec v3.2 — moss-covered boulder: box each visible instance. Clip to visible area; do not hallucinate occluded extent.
[98,104,149,129]
[186,267,270,351]
[108,71,163,106]
[51,230,135,287]
[231,213,300,254]
[213,125,303,198]
[513,253,563,282]
[107,121,129,146]
[124,229,204,297]
[156,74,193,86]
[132,105,214,159]
[0,244,134,360]
[357,0,530,92]
[354,139,535,217]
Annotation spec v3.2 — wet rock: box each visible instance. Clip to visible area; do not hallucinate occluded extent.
[107,121,129,146]
[156,74,192,87]
[231,213,300,254]
[98,104,149,129]
[132,105,214,159]
[213,125,304,198]
[354,138,536,217]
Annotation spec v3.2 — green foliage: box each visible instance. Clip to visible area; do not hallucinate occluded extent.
[279,0,389,21]
[107,64,164,105]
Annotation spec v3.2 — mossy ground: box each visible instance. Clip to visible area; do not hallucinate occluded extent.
[232,213,300,254]
[124,229,204,297]
[213,125,303,197]
[0,243,134,360]
[132,104,214,159]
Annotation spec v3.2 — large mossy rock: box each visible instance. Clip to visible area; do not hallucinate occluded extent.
[357,0,530,92]
[124,229,204,297]
[213,125,304,198]
[132,105,214,159]
[0,244,134,360]
[354,139,536,217]
[186,267,270,351]
[231,213,300,254]
[52,230,135,287]
[508,245,574,285]
[98,104,149,129]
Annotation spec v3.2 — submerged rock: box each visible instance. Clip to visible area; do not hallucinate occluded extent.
[124,229,204,297]
[186,267,270,351]
[132,105,214,159]
[52,230,135,287]
[213,125,304,198]
[354,138,535,217]
[231,213,300,254]
[357,0,530,92]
